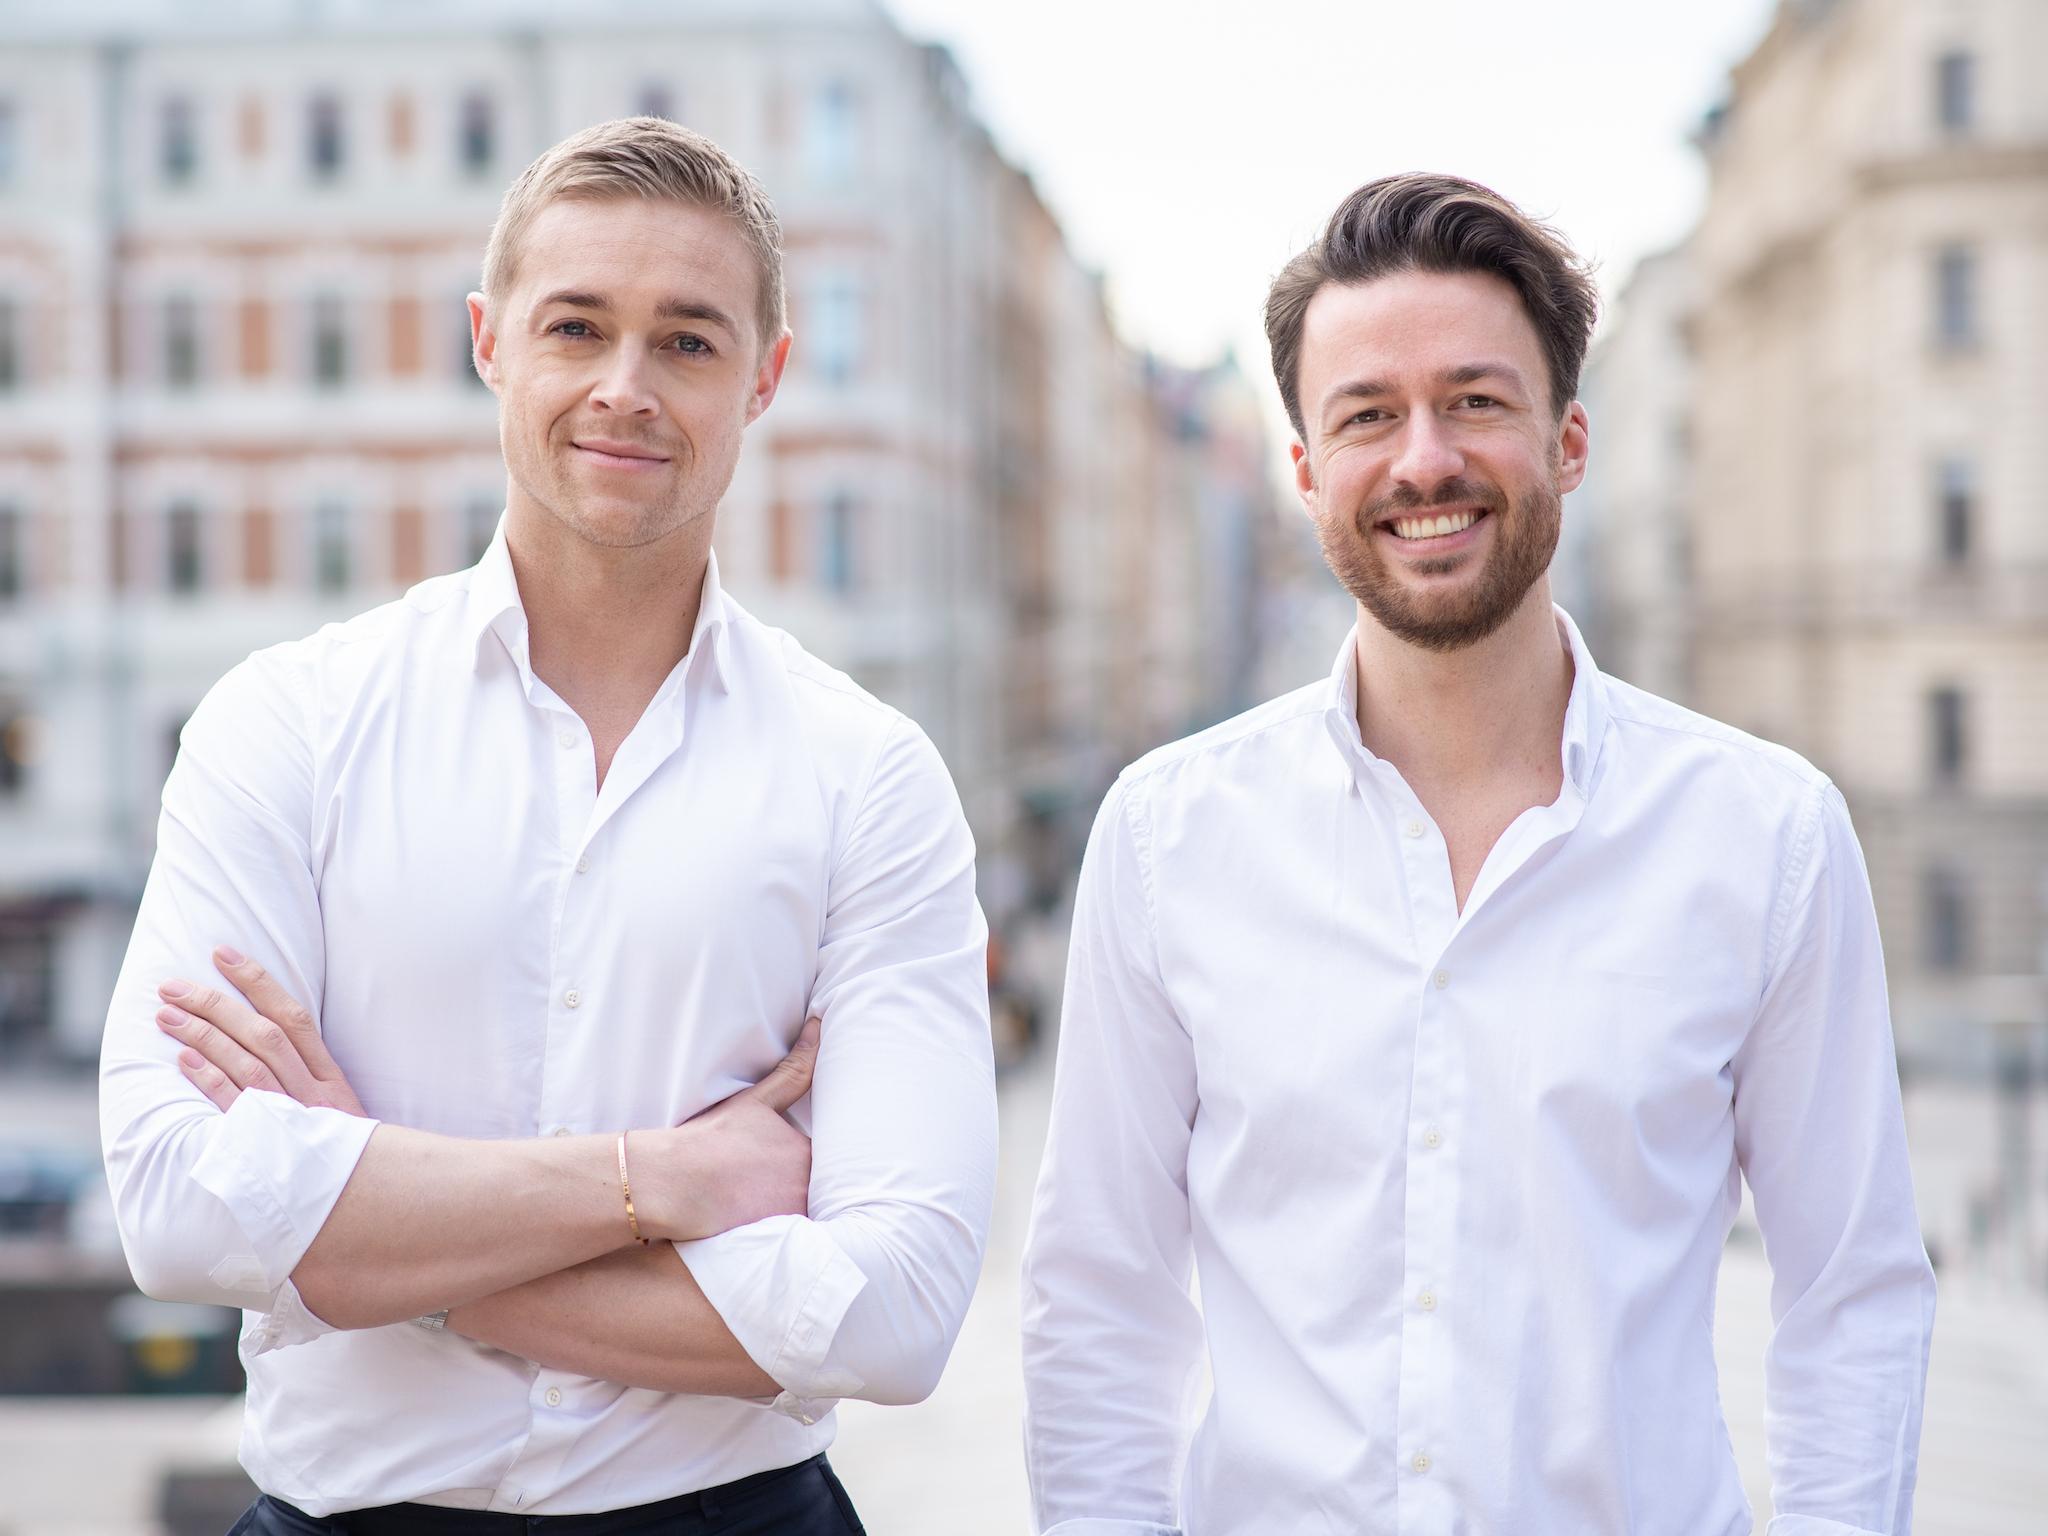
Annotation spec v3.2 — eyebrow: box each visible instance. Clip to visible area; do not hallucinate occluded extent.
[1319,361,1531,417]
[532,289,741,336]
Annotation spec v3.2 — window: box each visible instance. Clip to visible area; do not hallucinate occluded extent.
[1936,457,1974,564]
[311,293,347,387]
[308,93,344,181]
[1935,51,1975,135]
[820,492,857,593]
[458,92,494,176]
[636,83,677,122]
[811,277,863,386]
[0,298,18,391]
[165,500,203,594]
[464,496,500,563]
[312,499,351,593]
[1934,245,1978,349]
[161,95,197,184]
[0,503,21,599]
[1923,866,1970,972]
[804,79,859,185]
[163,293,199,388]
[1929,685,1966,786]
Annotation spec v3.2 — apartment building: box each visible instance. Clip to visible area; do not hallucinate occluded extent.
[0,0,1273,1066]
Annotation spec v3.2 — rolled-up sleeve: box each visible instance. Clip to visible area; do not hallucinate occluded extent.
[1734,781,1935,1536]
[98,648,376,1352]
[1021,775,1204,1536]
[678,716,997,1415]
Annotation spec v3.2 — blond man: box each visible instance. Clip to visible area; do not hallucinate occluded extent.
[99,119,996,1534]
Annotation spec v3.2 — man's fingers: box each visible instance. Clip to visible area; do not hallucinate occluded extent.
[158,974,317,1101]
[176,1048,241,1112]
[155,1015,274,1097]
[746,1016,822,1113]
[211,947,346,1080]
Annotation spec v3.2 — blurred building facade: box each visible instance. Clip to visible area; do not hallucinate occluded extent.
[0,0,1274,1080]
[1584,0,2048,1281]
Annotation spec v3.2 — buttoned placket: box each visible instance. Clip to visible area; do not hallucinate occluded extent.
[487,634,702,1509]
[1375,758,1459,1526]
[1344,715,1592,1529]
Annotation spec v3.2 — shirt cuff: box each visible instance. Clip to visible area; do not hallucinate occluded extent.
[674,1214,869,1421]
[1041,1522,1183,1536]
[1765,1517,1888,1536]
[189,1089,378,1348]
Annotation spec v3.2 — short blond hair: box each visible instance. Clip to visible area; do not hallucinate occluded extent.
[482,117,785,349]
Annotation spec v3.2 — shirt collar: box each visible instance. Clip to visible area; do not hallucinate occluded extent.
[462,518,732,695]
[1321,603,1610,797]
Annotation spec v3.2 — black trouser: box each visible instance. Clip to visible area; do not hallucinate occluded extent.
[229,1455,865,1535]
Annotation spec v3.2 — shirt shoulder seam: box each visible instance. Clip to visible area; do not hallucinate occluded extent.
[1761,776,1835,986]
[1118,689,1330,789]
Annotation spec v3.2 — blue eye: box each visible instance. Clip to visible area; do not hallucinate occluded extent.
[551,320,593,338]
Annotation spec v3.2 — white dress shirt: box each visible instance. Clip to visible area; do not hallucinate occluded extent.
[99,531,997,1516]
[1022,611,1933,1536]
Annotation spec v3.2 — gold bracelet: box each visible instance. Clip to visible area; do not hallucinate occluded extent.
[617,1131,650,1246]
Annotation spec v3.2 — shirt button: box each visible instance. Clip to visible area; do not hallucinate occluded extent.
[575,855,590,874]
[1403,819,1424,839]
[564,989,581,1010]
[1412,1451,1431,1474]
[1418,1290,1437,1312]
[544,1386,563,1408]
[1433,970,1450,990]
[1423,1126,1443,1149]
[557,728,577,749]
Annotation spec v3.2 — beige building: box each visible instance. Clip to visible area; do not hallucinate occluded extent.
[1674,0,2048,1275]
[0,0,1273,1068]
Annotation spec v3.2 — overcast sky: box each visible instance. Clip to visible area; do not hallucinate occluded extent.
[881,0,1778,382]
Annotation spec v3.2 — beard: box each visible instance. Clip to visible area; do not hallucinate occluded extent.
[1315,473,1561,653]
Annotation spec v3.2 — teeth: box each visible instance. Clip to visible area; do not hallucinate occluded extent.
[1391,511,1478,540]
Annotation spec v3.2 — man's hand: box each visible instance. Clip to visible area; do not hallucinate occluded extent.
[633,1014,821,1242]
[157,946,822,1243]
[156,947,366,1116]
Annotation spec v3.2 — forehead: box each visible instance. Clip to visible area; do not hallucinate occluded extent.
[511,196,757,311]
[1299,268,1544,387]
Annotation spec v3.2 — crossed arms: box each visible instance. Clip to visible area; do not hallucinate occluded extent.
[98,652,1000,1411]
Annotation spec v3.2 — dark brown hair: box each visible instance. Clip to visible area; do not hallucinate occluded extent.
[1264,173,1598,439]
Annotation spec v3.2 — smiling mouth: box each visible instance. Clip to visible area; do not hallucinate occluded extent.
[1379,508,1489,543]
[572,442,672,469]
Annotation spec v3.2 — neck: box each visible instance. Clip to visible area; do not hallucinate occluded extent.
[503,498,713,713]
[1352,580,1574,793]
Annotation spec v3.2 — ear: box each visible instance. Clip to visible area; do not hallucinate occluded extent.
[1291,439,1317,517]
[468,293,501,395]
[1556,399,1590,496]
[745,329,794,426]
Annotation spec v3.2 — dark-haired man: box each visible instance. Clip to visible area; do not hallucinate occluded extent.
[1021,175,1933,1535]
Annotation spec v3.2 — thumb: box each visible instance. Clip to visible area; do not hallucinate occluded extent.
[747,1016,821,1113]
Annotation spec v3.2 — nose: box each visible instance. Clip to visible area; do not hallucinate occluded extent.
[1388,411,1467,498]
[589,345,659,418]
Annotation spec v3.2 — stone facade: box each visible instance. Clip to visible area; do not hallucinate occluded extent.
[0,0,1274,1064]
